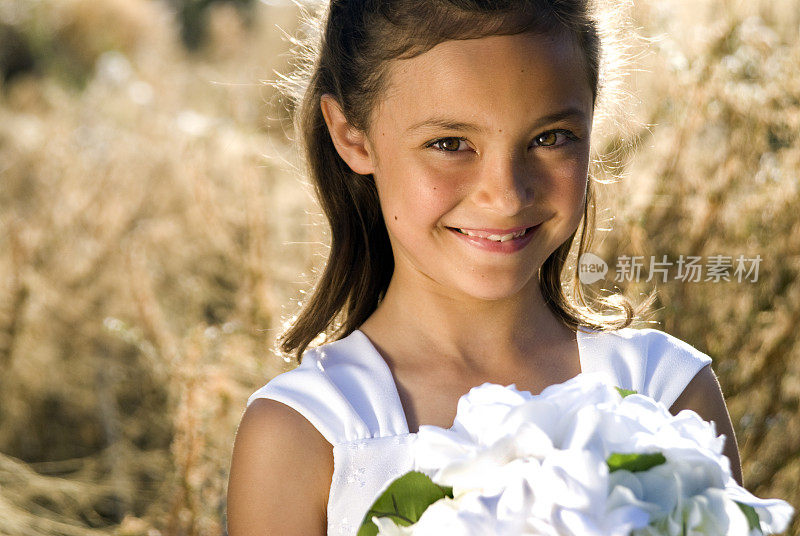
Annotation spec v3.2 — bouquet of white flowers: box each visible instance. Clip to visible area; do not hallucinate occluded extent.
[358,374,794,536]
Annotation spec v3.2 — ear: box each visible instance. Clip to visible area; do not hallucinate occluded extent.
[319,94,376,176]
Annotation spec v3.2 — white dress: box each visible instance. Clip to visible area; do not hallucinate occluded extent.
[246,326,713,536]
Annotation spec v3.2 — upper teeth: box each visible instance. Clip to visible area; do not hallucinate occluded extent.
[458,228,528,242]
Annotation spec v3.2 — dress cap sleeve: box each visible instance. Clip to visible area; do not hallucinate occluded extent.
[579,327,712,409]
[246,330,409,445]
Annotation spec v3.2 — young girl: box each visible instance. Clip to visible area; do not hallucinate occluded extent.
[227,1,743,534]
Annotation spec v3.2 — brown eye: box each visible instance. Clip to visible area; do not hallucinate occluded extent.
[533,129,579,149]
[428,137,468,152]
[441,138,461,151]
[536,132,558,146]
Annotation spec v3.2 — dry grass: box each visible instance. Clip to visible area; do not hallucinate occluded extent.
[0,0,797,534]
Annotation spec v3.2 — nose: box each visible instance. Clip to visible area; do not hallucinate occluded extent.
[471,150,534,216]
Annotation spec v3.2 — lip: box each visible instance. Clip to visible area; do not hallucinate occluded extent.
[452,225,530,237]
[446,224,540,253]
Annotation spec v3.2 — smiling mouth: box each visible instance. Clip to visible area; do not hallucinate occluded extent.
[447,226,537,243]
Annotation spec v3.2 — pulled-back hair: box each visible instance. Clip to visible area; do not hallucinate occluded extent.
[274,0,653,362]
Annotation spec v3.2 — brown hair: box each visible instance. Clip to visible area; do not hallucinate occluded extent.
[274,0,653,362]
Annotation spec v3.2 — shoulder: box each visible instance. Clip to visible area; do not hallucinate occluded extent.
[227,398,332,536]
[608,326,712,373]
[247,330,410,442]
[609,327,711,362]
[582,326,742,484]
[609,327,719,407]
[669,362,720,412]
[247,332,365,407]
[669,353,744,485]
[583,327,712,408]
[245,340,357,444]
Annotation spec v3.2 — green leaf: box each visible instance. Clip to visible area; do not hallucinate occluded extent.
[607,452,667,473]
[357,471,454,536]
[615,387,638,398]
[736,502,762,534]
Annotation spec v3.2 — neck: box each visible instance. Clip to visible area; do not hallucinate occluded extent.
[359,269,572,375]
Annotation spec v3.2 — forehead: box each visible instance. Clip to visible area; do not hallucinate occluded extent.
[375,31,593,131]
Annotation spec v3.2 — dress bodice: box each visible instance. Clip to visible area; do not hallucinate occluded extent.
[246,327,713,535]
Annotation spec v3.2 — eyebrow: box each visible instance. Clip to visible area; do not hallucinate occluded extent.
[405,107,588,134]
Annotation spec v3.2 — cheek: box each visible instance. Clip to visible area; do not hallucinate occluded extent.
[537,157,588,207]
[378,166,461,225]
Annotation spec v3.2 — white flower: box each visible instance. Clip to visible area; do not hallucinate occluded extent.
[450,382,535,446]
[374,490,528,536]
[629,486,751,536]
[531,449,650,536]
[558,388,730,477]
[412,377,653,534]
[502,374,622,451]
[374,375,794,535]
[413,382,545,496]
[378,452,649,536]
[372,517,414,536]
[609,464,749,536]
[725,482,795,534]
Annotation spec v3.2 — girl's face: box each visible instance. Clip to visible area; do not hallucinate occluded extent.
[335,31,594,302]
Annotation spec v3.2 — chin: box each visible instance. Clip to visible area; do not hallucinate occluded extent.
[452,274,537,303]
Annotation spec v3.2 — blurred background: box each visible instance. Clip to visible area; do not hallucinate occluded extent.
[0,0,798,534]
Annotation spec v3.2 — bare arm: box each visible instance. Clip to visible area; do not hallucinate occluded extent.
[669,363,743,486]
[227,398,333,536]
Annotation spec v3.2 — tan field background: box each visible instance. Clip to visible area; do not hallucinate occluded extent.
[0,0,798,534]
